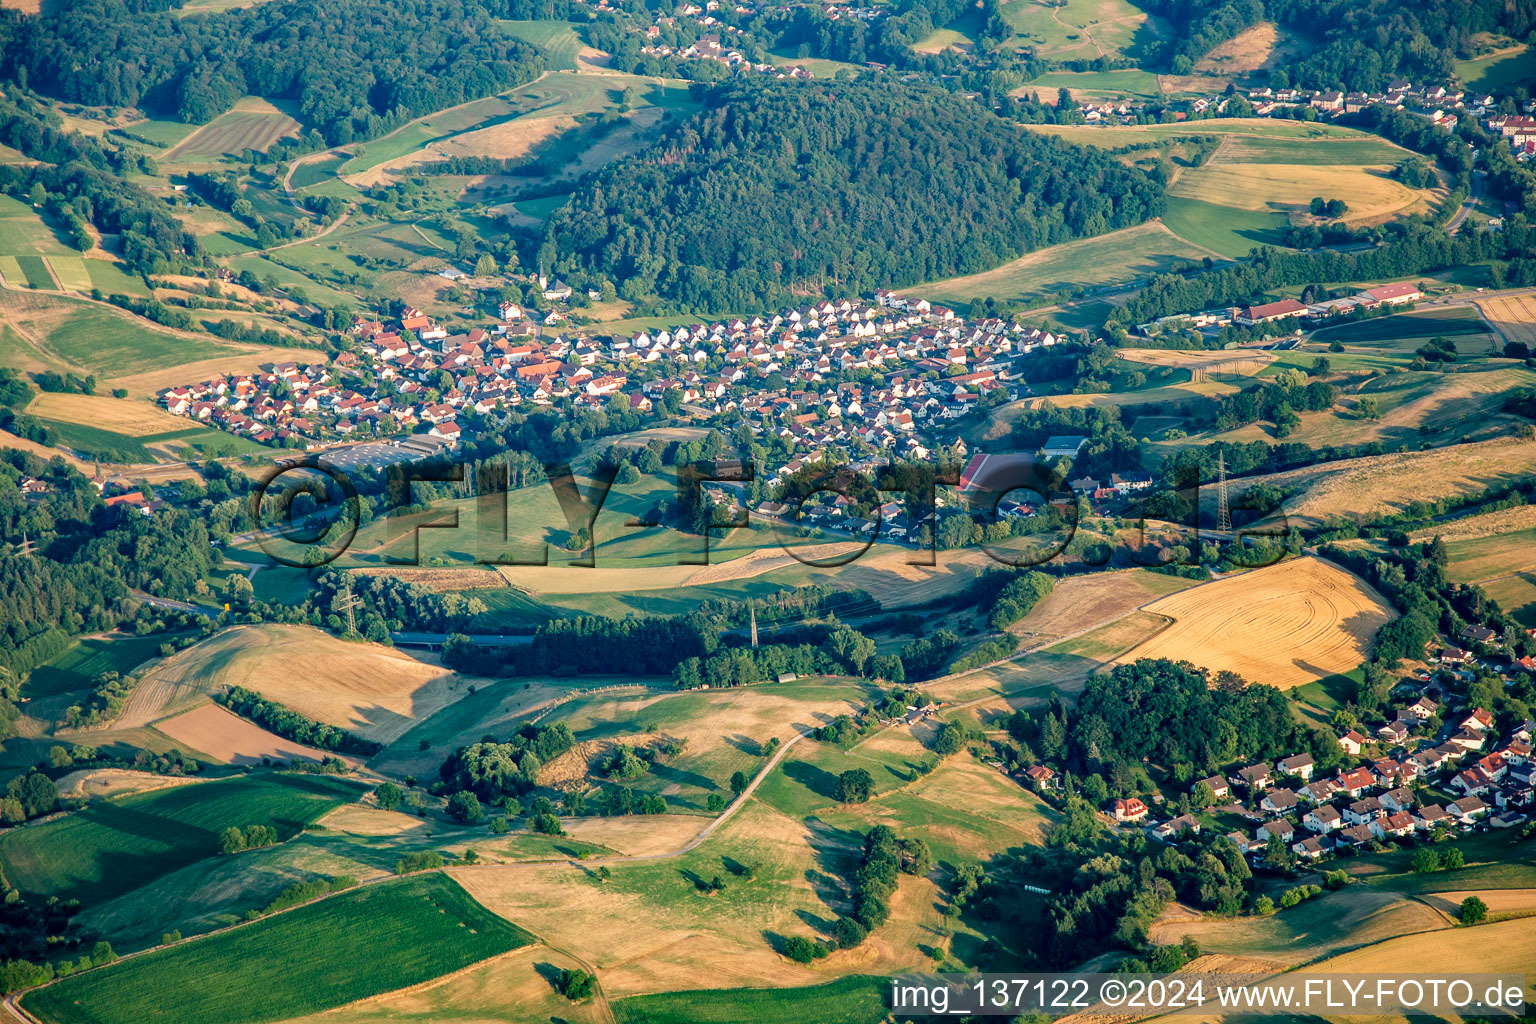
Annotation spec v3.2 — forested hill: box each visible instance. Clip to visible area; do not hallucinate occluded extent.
[1266,0,1536,92]
[0,0,542,143]
[544,80,1166,312]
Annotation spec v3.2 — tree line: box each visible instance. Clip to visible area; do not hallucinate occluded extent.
[216,685,382,756]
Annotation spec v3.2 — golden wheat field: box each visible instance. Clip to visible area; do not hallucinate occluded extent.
[1169,162,1431,222]
[154,703,342,765]
[1113,556,1394,687]
[119,624,469,743]
[26,393,194,436]
[1477,292,1536,350]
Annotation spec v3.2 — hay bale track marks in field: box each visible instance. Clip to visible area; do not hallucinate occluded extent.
[1112,555,1394,688]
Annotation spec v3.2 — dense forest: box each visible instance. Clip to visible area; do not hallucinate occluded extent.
[545,79,1165,311]
[1267,0,1536,93]
[0,449,219,676]
[0,0,543,143]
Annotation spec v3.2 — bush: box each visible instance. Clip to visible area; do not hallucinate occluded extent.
[781,935,830,963]
[395,851,445,874]
[374,782,403,811]
[558,968,596,1000]
[832,916,868,949]
[447,791,483,823]
[530,812,564,835]
[835,768,873,804]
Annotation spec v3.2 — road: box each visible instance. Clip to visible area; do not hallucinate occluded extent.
[1446,171,1482,235]
[391,631,532,648]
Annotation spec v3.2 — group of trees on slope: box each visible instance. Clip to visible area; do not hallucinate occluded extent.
[545,79,1165,311]
[0,0,543,143]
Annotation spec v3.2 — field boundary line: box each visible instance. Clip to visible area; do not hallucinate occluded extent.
[36,256,64,291]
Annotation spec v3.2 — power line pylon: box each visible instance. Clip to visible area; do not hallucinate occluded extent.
[336,579,360,636]
[749,601,758,648]
[11,533,35,558]
[1216,451,1231,535]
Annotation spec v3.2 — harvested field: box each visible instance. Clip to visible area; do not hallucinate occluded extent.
[1192,21,1281,75]
[1147,886,1447,964]
[154,703,344,765]
[1113,556,1394,688]
[1292,912,1536,976]
[105,349,327,398]
[345,114,574,188]
[1477,292,1536,350]
[449,800,933,998]
[1006,568,1198,644]
[1409,504,1536,545]
[1117,347,1277,376]
[559,812,712,857]
[26,392,193,435]
[164,97,299,161]
[122,624,468,743]
[1420,888,1536,917]
[1168,161,1433,223]
[1215,437,1536,526]
[914,220,1213,307]
[54,768,203,801]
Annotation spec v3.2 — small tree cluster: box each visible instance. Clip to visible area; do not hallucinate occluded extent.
[220,824,279,854]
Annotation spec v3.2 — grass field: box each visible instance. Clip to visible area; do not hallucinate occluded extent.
[114,117,200,150]
[1161,195,1286,258]
[22,873,533,1024]
[613,975,887,1024]
[1000,0,1159,62]
[164,97,300,162]
[0,289,240,379]
[499,19,584,69]
[11,253,58,289]
[1152,364,1532,454]
[32,419,162,461]
[914,220,1211,308]
[539,678,870,811]
[1311,305,1495,346]
[1023,118,1375,148]
[44,256,90,293]
[1023,68,1163,99]
[23,633,174,699]
[1113,556,1394,687]
[1456,44,1536,93]
[0,774,362,905]
[289,154,349,189]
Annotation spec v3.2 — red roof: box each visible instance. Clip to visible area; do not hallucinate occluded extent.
[1367,282,1421,301]
[1241,298,1308,321]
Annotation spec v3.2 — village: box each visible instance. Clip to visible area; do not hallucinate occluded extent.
[1027,623,1536,869]
[156,290,1061,467]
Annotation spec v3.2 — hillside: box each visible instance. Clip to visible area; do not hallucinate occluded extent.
[546,79,1166,310]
